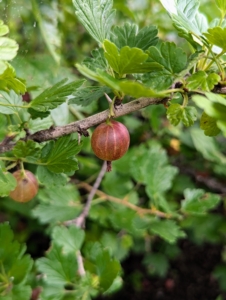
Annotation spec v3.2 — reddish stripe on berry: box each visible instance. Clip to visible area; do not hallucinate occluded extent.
[91,120,130,162]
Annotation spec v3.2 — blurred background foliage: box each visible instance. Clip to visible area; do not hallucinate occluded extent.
[1,0,226,299]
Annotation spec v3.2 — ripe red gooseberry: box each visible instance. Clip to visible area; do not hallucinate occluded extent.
[91,120,130,171]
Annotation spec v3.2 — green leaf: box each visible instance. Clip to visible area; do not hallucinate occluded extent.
[76,64,120,91]
[174,2,208,35]
[144,157,178,210]
[29,79,85,112]
[192,93,226,119]
[0,20,9,36]
[27,115,53,133]
[114,1,135,20]
[145,42,187,89]
[200,112,221,136]
[104,40,162,76]
[110,22,158,50]
[210,18,226,29]
[167,103,182,126]
[102,170,134,198]
[94,246,120,291]
[96,250,120,291]
[69,85,111,106]
[167,103,197,127]
[0,64,26,93]
[216,0,226,14]
[32,184,82,223]
[187,71,220,92]
[8,255,32,284]
[182,106,198,127]
[192,93,226,135]
[147,42,187,75]
[0,285,32,300]
[161,0,208,46]
[190,128,226,165]
[181,188,221,215]
[0,60,7,75]
[12,140,41,158]
[0,113,7,140]
[36,243,77,286]
[204,27,226,50]
[72,0,115,44]
[132,215,154,230]
[0,223,33,297]
[0,163,8,183]
[0,37,18,61]
[52,226,85,253]
[0,167,17,197]
[109,209,138,234]
[141,51,205,91]
[177,0,199,19]
[138,71,174,91]
[0,90,24,114]
[27,108,50,120]
[179,51,205,78]
[143,253,169,277]
[130,143,178,210]
[40,136,82,173]
[213,265,226,292]
[35,286,63,300]
[182,214,224,244]
[36,166,68,187]
[100,232,133,261]
[119,80,166,98]
[104,276,123,296]
[83,49,108,72]
[31,0,61,64]
[150,220,186,243]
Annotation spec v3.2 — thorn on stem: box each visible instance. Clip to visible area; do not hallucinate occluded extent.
[1,135,16,145]
[104,93,113,104]
[162,98,170,108]
[114,97,123,108]
[77,125,89,137]
[78,132,81,145]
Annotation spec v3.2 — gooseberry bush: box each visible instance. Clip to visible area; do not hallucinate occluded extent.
[1,0,226,299]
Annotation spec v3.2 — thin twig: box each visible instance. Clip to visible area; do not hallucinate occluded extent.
[76,250,86,276]
[77,182,170,218]
[173,160,226,194]
[65,161,107,277]
[65,161,107,227]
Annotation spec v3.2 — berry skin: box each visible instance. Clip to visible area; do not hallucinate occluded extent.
[9,170,38,203]
[91,120,130,163]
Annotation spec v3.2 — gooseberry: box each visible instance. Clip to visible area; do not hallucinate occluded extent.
[9,170,38,202]
[91,120,130,170]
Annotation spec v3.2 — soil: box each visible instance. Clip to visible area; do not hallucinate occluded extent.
[98,240,226,300]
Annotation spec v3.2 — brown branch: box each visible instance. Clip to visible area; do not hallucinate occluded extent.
[0,135,16,154]
[31,97,165,142]
[213,85,226,94]
[0,96,165,154]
